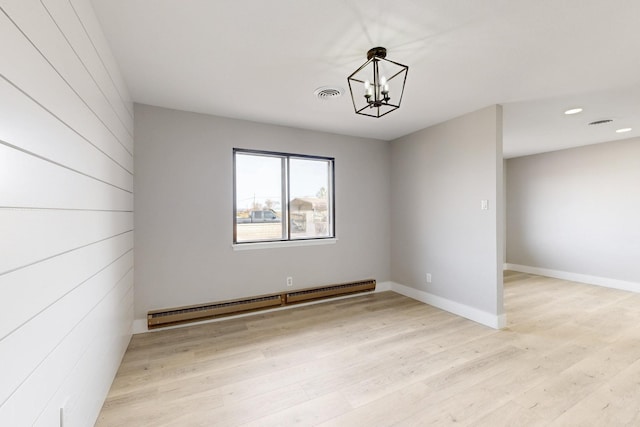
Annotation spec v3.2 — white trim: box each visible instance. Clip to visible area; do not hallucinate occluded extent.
[232,238,337,251]
[134,280,392,334]
[504,263,640,294]
[389,282,506,330]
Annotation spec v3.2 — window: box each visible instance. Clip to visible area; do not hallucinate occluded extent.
[233,149,335,244]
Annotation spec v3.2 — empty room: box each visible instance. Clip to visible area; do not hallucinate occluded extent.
[1,1,639,426]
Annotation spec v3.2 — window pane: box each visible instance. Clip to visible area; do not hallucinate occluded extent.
[235,153,284,242]
[289,158,332,239]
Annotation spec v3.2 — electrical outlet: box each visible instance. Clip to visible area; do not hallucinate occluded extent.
[286,277,293,287]
[426,273,432,283]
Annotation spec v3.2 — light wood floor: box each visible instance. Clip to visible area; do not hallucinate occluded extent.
[96,272,640,426]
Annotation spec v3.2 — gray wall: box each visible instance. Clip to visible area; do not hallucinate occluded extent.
[0,1,133,425]
[134,104,391,321]
[506,138,640,284]
[389,105,504,318]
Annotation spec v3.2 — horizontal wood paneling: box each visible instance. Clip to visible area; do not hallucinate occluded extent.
[0,6,133,172]
[0,143,133,211]
[69,0,134,118]
[0,0,134,424]
[53,284,134,427]
[0,232,133,340]
[0,77,133,191]
[0,209,133,274]
[25,0,134,152]
[41,0,134,138]
[3,0,134,152]
[0,270,134,425]
[0,253,133,407]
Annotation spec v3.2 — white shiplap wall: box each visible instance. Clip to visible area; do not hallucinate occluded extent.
[0,0,133,425]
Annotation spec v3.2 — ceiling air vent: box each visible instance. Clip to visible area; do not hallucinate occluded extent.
[314,86,343,101]
[588,119,613,126]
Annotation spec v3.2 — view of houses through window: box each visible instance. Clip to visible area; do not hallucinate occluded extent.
[233,149,334,243]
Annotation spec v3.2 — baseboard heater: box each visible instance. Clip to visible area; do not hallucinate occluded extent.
[147,279,376,329]
[284,279,376,304]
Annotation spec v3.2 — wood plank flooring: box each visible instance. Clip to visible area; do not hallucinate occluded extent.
[96,272,640,426]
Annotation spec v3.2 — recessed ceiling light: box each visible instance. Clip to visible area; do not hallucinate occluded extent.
[616,127,632,133]
[564,108,583,115]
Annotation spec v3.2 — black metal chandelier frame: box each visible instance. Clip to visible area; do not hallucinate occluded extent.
[347,47,409,118]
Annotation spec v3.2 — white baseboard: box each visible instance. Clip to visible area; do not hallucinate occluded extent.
[133,280,396,334]
[504,263,640,294]
[389,282,506,330]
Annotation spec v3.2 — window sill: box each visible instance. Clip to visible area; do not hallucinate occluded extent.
[232,238,337,251]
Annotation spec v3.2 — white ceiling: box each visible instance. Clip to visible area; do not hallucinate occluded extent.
[90,0,640,158]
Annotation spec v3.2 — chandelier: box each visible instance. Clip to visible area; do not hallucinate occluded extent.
[347,47,409,118]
